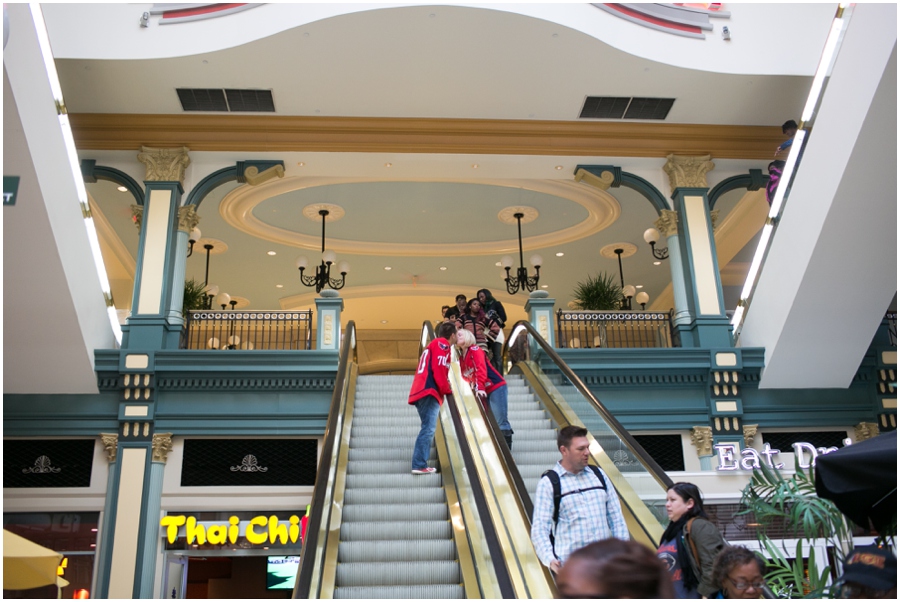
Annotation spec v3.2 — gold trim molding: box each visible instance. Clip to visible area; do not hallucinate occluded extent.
[151,433,174,463]
[137,146,191,183]
[690,426,714,457]
[663,154,715,192]
[70,114,786,160]
[100,433,118,463]
[221,176,620,257]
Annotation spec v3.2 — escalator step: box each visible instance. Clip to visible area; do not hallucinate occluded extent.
[334,584,464,599]
[344,487,445,505]
[335,560,460,587]
[351,426,424,438]
[338,540,456,562]
[353,416,424,427]
[342,502,448,523]
[345,473,442,489]
[346,460,433,475]
[340,520,452,541]
[508,450,561,466]
[348,447,435,462]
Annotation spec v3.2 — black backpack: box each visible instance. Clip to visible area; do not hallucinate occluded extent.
[541,465,607,557]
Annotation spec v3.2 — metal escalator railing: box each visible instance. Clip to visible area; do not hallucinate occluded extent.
[501,320,674,548]
[295,321,515,598]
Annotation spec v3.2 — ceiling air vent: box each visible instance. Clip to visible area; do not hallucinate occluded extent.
[579,96,630,119]
[579,96,675,120]
[176,88,275,112]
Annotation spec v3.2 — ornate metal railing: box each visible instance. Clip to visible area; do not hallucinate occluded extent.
[556,309,676,349]
[182,310,314,350]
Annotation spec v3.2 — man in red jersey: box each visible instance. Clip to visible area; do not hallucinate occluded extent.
[408,322,457,474]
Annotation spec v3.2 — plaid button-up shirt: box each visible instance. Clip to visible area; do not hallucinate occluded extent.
[531,461,629,567]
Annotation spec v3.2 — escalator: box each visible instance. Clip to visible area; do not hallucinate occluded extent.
[295,319,673,598]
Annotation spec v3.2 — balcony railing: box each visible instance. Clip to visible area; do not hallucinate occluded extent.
[556,309,676,349]
[182,310,314,350]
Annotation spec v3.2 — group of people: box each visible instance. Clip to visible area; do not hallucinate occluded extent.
[406,320,896,599]
[439,288,507,372]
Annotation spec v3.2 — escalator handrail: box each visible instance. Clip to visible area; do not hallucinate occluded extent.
[423,322,518,598]
[507,319,674,490]
[293,321,357,598]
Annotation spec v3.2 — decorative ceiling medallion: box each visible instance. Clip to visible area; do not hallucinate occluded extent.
[600,242,637,258]
[221,176,621,257]
[498,206,538,225]
[196,238,228,254]
[302,203,345,222]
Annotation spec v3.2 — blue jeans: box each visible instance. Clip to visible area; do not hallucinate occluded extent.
[412,396,441,469]
[489,385,512,433]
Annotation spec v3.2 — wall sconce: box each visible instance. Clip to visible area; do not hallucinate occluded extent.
[643,228,669,261]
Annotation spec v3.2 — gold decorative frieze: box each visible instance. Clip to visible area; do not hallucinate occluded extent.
[663,154,715,192]
[244,164,285,186]
[690,426,714,457]
[743,424,758,448]
[100,433,118,463]
[151,433,174,463]
[178,205,200,233]
[854,422,880,442]
[654,210,678,237]
[137,146,191,183]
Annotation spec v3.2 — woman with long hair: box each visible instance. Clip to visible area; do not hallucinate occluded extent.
[657,482,726,598]
[455,329,513,448]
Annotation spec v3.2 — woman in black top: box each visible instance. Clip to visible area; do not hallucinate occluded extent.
[477,288,506,371]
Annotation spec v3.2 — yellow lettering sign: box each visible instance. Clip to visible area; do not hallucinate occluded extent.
[161,514,304,546]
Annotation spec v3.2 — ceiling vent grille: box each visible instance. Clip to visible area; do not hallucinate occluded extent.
[176,88,275,112]
[579,96,675,120]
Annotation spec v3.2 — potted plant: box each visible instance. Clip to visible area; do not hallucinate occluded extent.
[569,272,623,310]
[182,278,207,317]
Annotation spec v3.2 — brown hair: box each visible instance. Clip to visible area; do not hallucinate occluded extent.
[560,538,675,599]
[712,546,765,591]
[558,425,588,450]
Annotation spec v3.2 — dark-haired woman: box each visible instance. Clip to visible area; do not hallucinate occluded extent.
[558,538,676,599]
[657,482,726,598]
[477,288,507,371]
[456,298,501,354]
[711,546,769,599]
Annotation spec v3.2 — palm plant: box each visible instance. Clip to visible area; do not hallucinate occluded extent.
[182,278,207,317]
[570,272,623,310]
[739,460,853,598]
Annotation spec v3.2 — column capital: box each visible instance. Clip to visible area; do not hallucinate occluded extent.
[177,205,200,233]
[664,154,715,193]
[710,208,720,232]
[854,421,880,442]
[151,433,174,463]
[742,424,758,448]
[100,433,118,463]
[131,205,143,232]
[137,146,191,184]
[654,209,679,237]
[690,425,714,457]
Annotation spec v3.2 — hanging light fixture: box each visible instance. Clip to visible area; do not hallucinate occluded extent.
[296,209,349,293]
[187,227,202,257]
[643,227,669,261]
[613,248,638,310]
[501,212,541,295]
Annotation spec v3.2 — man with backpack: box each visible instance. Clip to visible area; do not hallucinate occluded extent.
[531,425,629,574]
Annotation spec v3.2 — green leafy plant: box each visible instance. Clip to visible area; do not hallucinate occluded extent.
[570,272,623,310]
[739,460,853,598]
[182,278,207,317]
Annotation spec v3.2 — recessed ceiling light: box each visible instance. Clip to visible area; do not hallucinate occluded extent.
[275,284,283,288]
[653,261,662,266]
[267,251,276,256]
[636,285,643,289]
[472,164,479,168]
[555,165,563,170]
[556,252,564,257]
[439,266,447,271]
[495,261,501,267]
[384,162,392,168]
[542,285,549,289]
[384,266,392,270]
[381,320,388,324]
[297,162,305,166]
[117,186,128,192]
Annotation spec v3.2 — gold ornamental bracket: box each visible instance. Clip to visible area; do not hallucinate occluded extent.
[663,154,715,193]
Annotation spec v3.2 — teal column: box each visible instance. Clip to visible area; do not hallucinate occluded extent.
[94,434,121,599]
[122,147,191,350]
[525,291,556,347]
[164,208,200,344]
[315,291,344,351]
[138,434,172,598]
[654,211,692,327]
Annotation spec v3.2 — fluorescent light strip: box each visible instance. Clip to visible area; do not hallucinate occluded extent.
[30,4,122,344]
[768,129,806,218]
[740,222,774,301]
[801,17,845,122]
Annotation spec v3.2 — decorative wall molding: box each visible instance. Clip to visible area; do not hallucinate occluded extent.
[654,209,678,237]
[742,424,758,448]
[22,455,61,474]
[177,205,200,233]
[137,146,191,183]
[690,426,714,457]
[69,113,786,160]
[663,154,715,192]
[854,421,880,442]
[100,433,118,463]
[155,376,336,391]
[151,433,174,463]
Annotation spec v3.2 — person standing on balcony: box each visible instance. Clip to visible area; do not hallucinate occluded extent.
[477,288,507,371]
[531,425,629,574]
[455,329,514,449]
[407,322,457,475]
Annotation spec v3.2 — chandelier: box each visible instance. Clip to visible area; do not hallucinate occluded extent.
[501,211,542,295]
[295,209,349,293]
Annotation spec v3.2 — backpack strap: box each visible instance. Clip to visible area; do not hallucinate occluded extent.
[586,465,608,491]
[541,466,608,559]
[685,517,701,572]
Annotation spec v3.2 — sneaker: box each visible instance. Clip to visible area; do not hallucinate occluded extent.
[411,467,437,475]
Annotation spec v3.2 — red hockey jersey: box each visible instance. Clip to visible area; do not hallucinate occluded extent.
[408,337,454,405]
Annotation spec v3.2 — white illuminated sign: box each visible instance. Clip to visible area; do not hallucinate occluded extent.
[714,438,852,471]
